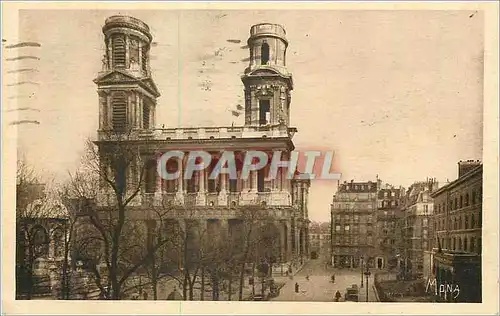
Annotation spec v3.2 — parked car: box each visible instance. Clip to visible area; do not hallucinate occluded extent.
[344,286,359,302]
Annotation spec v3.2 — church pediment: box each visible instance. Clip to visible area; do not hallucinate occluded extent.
[93,70,139,85]
[94,71,161,98]
[139,78,161,98]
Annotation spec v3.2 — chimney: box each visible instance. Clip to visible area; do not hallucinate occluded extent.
[458,160,481,178]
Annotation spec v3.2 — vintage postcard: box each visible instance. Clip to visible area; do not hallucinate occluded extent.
[2,1,499,315]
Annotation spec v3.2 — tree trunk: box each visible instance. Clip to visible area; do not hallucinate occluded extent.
[61,243,70,299]
[151,253,158,300]
[200,267,205,301]
[228,274,232,301]
[188,279,194,300]
[212,270,219,301]
[182,270,188,300]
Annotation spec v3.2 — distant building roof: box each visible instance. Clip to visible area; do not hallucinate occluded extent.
[337,180,377,193]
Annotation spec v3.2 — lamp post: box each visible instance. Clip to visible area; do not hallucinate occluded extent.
[364,266,372,302]
[360,257,364,288]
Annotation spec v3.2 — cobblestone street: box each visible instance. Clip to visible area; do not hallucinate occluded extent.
[271,258,378,302]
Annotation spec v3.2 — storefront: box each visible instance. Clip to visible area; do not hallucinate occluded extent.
[432,251,481,302]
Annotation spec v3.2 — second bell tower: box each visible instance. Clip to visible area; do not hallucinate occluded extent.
[241,23,294,127]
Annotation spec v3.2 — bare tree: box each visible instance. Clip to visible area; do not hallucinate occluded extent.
[65,131,173,300]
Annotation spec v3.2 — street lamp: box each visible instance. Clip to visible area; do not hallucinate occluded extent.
[363,266,372,302]
[360,257,364,288]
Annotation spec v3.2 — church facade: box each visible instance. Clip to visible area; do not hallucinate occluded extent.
[92,15,310,271]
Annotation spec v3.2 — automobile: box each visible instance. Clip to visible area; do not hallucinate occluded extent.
[344,286,359,302]
[252,293,267,301]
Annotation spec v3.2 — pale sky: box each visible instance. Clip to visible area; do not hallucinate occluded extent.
[7,9,483,222]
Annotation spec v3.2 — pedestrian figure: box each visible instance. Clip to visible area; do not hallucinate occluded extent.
[294,282,299,293]
[335,290,341,302]
[305,275,310,281]
[332,274,335,284]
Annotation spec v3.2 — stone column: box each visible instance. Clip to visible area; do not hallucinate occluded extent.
[98,93,104,130]
[196,164,206,205]
[107,37,113,69]
[286,221,293,261]
[138,97,143,129]
[251,170,258,192]
[176,157,184,204]
[251,91,258,125]
[279,221,286,263]
[135,93,140,128]
[106,93,112,129]
[125,35,130,68]
[218,173,228,206]
[138,41,143,72]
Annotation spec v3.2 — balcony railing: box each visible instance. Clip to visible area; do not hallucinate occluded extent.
[138,190,292,208]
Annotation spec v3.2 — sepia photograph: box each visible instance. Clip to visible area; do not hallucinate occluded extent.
[2,2,499,315]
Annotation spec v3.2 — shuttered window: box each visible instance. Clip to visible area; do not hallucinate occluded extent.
[112,36,126,68]
[143,101,150,129]
[112,92,127,130]
[141,45,149,71]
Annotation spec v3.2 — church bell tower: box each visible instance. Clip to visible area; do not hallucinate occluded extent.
[241,23,293,127]
[94,15,161,134]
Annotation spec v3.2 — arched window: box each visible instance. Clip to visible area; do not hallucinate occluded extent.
[454,218,457,230]
[459,196,463,209]
[52,227,65,258]
[463,238,468,252]
[471,214,475,228]
[454,197,458,210]
[472,191,477,205]
[458,238,462,251]
[31,226,49,258]
[261,42,270,65]
[112,92,127,130]
[459,216,462,229]
[477,237,481,253]
[465,215,469,229]
[470,237,475,253]
[112,36,126,68]
[465,193,469,206]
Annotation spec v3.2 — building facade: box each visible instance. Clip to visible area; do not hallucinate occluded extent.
[429,161,482,302]
[401,178,439,279]
[375,183,405,270]
[309,222,330,259]
[92,16,310,273]
[330,181,377,269]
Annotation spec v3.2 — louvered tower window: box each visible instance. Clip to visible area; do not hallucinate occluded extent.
[112,92,127,130]
[112,36,126,68]
[142,45,149,72]
[143,101,150,129]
